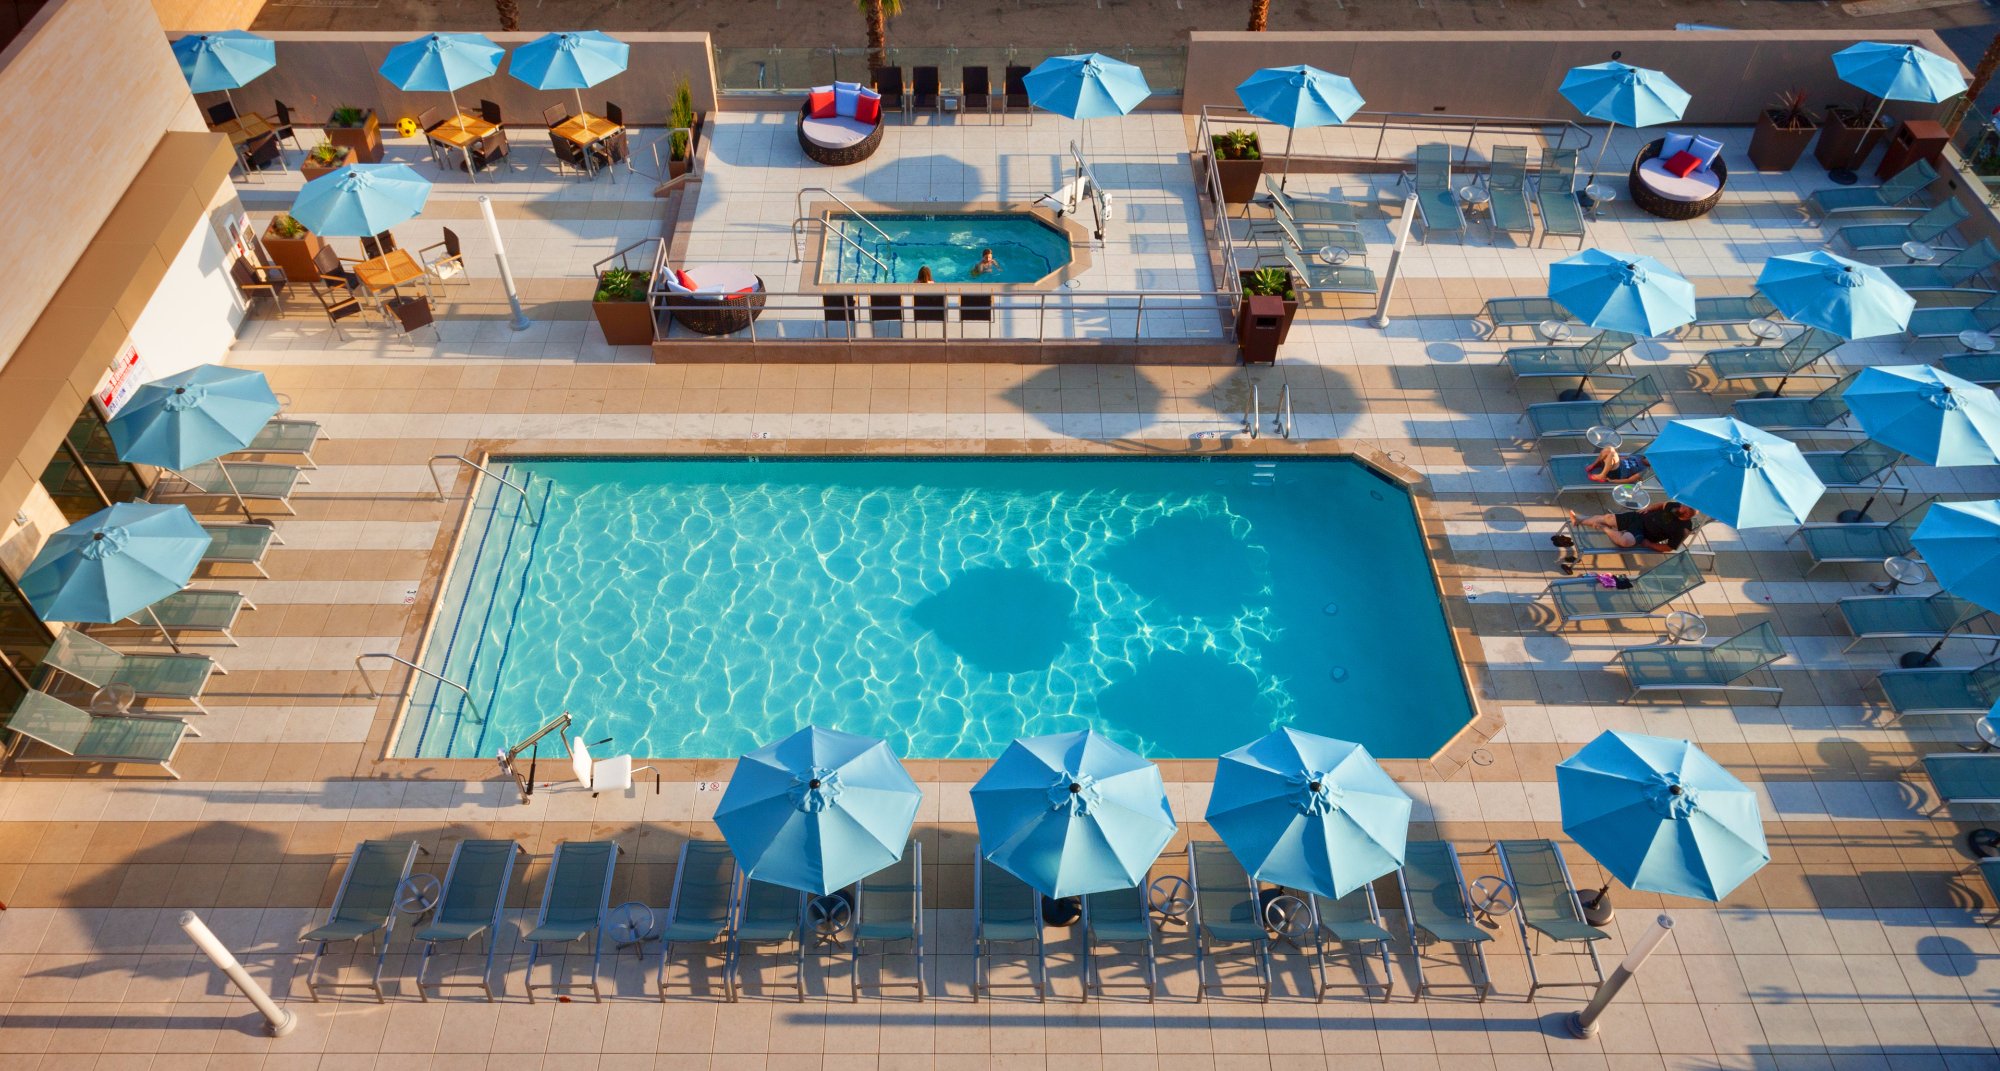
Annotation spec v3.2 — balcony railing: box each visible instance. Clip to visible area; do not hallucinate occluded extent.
[715,44,1186,97]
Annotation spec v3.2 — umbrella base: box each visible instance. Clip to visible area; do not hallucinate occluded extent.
[1040,895,1081,927]
[1825,168,1860,186]
[1753,389,1786,399]
[1837,508,1873,524]
[1970,828,2000,858]
[1558,388,1591,402]
[1579,889,1615,928]
[1900,650,1940,669]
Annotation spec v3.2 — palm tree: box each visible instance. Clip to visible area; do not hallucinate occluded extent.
[1948,30,2000,136]
[496,0,519,31]
[1247,0,1269,31]
[860,0,903,71]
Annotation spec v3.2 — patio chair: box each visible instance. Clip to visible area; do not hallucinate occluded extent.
[169,458,305,515]
[1082,883,1158,1002]
[420,228,469,289]
[206,100,236,126]
[1545,550,1703,627]
[1794,497,1927,574]
[1003,65,1031,120]
[1905,293,2000,349]
[301,839,425,1002]
[200,521,281,578]
[1396,840,1492,1001]
[1411,143,1465,242]
[41,629,220,714]
[1307,883,1395,1002]
[870,66,907,119]
[1535,149,1587,248]
[1487,144,1535,241]
[1494,840,1607,997]
[230,258,286,315]
[1836,198,1968,254]
[1941,352,2000,385]
[1524,374,1663,440]
[1270,245,1378,300]
[1802,438,1905,496]
[973,853,1046,1002]
[962,66,992,113]
[911,66,941,116]
[412,838,520,1002]
[658,839,736,1000]
[523,840,619,1003]
[1,690,189,778]
[1731,369,1858,433]
[1478,296,1578,338]
[1248,209,1366,260]
[548,132,592,178]
[1881,238,1999,294]
[1838,590,1994,653]
[1545,446,1659,499]
[1188,839,1272,1003]
[1505,329,1638,383]
[240,416,326,468]
[851,840,923,1000]
[1697,328,1841,390]
[1923,753,2000,806]
[125,588,254,646]
[542,103,568,128]
[1808,158,1937,217]
[1610,620,1787,703]
[1255,175,1358,225]
[727,877,806,1002]
[1878,657,2000,716]
[272,99,302,153]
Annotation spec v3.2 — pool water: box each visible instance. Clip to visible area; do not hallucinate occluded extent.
[821,213,1070,285]
[397,457,1476,761]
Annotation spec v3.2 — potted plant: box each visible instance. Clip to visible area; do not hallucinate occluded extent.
[325,105,383,163]
[1814,102,1889,173]
[667,77,699,178]
[1210,128,1263,204]
[1747,89,1819,172]
[592,266,656,345]
[300,140,356,180]
[261,214,324,285]
[1239,266,1298,342]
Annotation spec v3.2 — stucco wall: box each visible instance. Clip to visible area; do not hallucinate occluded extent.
[153,0,262,33]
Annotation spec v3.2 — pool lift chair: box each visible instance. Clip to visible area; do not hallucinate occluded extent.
[1033,140,1113,240]
[495,711,659,802]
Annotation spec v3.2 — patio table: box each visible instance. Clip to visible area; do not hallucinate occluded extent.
[211,113,274,146]
[554,113,625,174]
[428,114,500,179]
[353,249,430,301]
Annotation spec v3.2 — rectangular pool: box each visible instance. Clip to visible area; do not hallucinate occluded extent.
[820,212,1072,285]
[396,457,1477,761]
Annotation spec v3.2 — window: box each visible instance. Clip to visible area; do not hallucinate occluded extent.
[39,403,144,524]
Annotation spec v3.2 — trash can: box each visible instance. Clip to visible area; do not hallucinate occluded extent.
[1237,295,1285,365]
[1877,119,1949,179]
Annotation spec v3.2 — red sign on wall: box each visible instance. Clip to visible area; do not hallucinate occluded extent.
[99,343,147,415]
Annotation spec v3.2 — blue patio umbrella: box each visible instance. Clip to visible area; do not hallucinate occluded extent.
[1205,728,1410,900]
[1023,53,1153,120]
[289,164,432,238]
[714,725,922,896]
[171,31,276,113]
[1558,730,1769,903]
[1902,499,2000,667]
[1235,65,1365,189]
[19,503,210,650]
[1646,417,1826,530]
[1756,251,1914,342]
[971,730,1175,900]
[1546,249,1694,399]
[509,31,630,119]
[108,365,280,473]
[380,32,504,118]
[1558,60,1691,182]
[1844,365,2000,468]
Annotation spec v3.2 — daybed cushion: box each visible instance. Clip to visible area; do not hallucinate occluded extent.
[1637,158,1724,203]
[808,89,837,119]
[800,114,876,150]
[834,81,864,118]
[682,265,760,294]
[1661,132,1695,160]
[856,93,882,124]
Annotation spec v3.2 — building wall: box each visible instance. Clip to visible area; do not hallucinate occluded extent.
[152,0,263,33]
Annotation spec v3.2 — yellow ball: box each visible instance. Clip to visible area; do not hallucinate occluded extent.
[396,117,420,138]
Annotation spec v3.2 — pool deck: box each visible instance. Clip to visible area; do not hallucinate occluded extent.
[6,114,2000,1070]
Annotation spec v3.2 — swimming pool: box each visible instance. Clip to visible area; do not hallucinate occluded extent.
[820,212,1073,285]
[396,457,1477,761]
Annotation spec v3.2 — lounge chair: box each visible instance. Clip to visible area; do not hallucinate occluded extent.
[168,459,305,515]
[1082,884,1158,1002]
[1524,374,1663,440]
[2,690,189,778]
[910,65,941,116]
[1808,159,1937,217]
[961,66,991,113]
[1494,840,1607,996]
[1535,149,1587,248]
[1545,550,1703,627]
[41,629,221,714]
[1880,238,1999,294]
[1878,657,2000,716]
[1697,328,1841,391]
[1268,244,1378,300]
[1838,591,1994,654]
[1942,352,2000,385]
[1974,859,2000,925]
[1678,293,1779,339]
[1188,839,1272,1003]
[1478,296,1578,338]
[1610,620,1787,703]
[1396,840,1492,1001]
[1794,497,1926,574]
[1248,208,1366,260]
[972,854,1045,1002]
[1803,438,1905,497]
[1411,143,1465,242]
[413,838,520,1002]
[124,589,254,646]
[524,840,619,1003]
[240,416,327,468]
[200,521,281,578]
[1254,174,1357,225]
[1308,883,1395,1002]
[1003,65,1031,121]
[1545,446,1659,499]
[869,65,906,119]
[1486,145,1535,242]
[728,877,805,1002]
[1505,329,1638,385]
[1835,198,1968,254]
[658,840,735,1000]
[1923,753,2000,806]
[1905,293,2000,350]
[851,840,923,1000]
[301,839,425,1002]
[1731,369,1858,433]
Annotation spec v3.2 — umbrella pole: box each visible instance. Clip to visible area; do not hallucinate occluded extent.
[1281,126,1296,191]
[146,607,184,655]
[1837,462,1896,523]
[1903,626,1952,669]
[450,89,462,119]
[1587,120,1617,187]
[1561,374,1592,403]
[1836,97,1890,181]
[576,88,586,120]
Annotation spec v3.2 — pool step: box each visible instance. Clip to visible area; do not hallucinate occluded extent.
[1249,461,1278,488]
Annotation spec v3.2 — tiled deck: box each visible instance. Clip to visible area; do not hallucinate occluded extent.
[6,113,2000,1069]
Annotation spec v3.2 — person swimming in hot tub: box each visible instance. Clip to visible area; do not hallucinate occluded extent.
[970,248,999,277]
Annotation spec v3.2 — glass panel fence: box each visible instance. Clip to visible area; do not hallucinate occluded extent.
[716,45,1185,97]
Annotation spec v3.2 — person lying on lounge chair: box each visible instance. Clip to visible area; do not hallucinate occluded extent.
[1584,444,1650,484]
[1568,501,1696,552]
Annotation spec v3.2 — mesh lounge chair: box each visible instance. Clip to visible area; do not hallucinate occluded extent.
[1396,840,1492,1001]
[240,416,327,468]
[973,854,1045,1002]
[1505,329,1638,384]
[1411,144,1465,242]
[1535,149,1587,248]
[1308,883,1394,1002]
[851,840,923,1000]
[1808,159,1937,216]
[1269,245,1378,300]
[169,459,305,515]
[1082,884,1158,1002]
[1838,591,1994,654]
[1248,209,1366,260]
[1487,145,1535,242]
[1545,550,1703,627]
[1732,369,1858,433]
[1188,839,1272,1003]
[1611,620,1787,703]
[1794,497,1927,574]
[1923,753,2000,807]
[1974,858,2000,925]
[1879,657,2000,716]
[1678,293,1779,339]
[1803,438,1905,497]
[1478,296,1578,338]
[1254,174,1358,225]
[125,589,254,646]
[1942,353,2000,385]
[1524,375,1663,440]
[1881,238,1999,294]
[1836,198,1968,254]
[1555,515,1715,567]
[200,521,281,578]
[658,840,736,1000]
[728,877,805,1002]
[524,840,619,1003]
[1546,447,1659,499]
[2,691,188,778]
[413,839,519,1002]
[1906,294,2000,349]
[1494,840,1607,996]
[42,629,220,714]
[1698,328,1841,391]
[301,839,425,1002]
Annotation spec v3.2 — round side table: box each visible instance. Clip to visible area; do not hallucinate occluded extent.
[1585,425,1622,450]
[1582,183,1616,219]
[1874,556,1927,594]
[1611,483,1652,510]
[1901,240,1937,265]
[1539,319,1574,343]
[1959,330,1998,354]
[1664,610,1709,645]
[1748,317,1786,346]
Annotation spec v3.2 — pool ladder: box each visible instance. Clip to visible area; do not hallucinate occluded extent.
[1242,383,1295,441]
[793,187,896,281]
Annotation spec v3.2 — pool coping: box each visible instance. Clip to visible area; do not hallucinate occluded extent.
[369,438,1500,784]
[794,200,1094,294]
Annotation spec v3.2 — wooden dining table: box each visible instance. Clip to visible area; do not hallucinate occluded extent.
[428,114,501,181]
[352,248,429,299]
[211,113,275,146]
[552,112,625,175]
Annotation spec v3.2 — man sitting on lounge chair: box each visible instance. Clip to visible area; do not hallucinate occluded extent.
[1568,501,1696,552]
[1583,444,1650,484]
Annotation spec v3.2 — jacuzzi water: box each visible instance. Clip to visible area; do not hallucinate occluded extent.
[819,213,1071,284]
[396,457,1477,761]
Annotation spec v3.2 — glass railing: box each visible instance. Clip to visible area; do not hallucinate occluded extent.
[1951,109,2000,204]
[715,45,1186,97]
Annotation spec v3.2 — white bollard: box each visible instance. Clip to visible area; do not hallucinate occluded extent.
[1567,913,1673,1039]
[1371,192,1420,330]
[180,911,296,1037]
[479,194,533,332]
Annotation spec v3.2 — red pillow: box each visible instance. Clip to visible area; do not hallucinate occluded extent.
[733,285,755,295]
[675,268,698,291]
[855,94,882,125]
[1663,150,1702,178]
[808,90,836,119]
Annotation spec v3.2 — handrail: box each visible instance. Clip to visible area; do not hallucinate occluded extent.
[356,652,485,724]
[1245,382,1261,440]
[428,454,540,526]
[1197,103,1593,168]
[649,285,1241,344]
[795,187,894,244]
[820,220,893,276]
[1279,383,1294,440]
[641,127,696,182]
[1193,108,1237,281]
[591,237,664,278]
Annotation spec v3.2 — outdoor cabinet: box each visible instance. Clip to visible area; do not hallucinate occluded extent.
[1877,120,1948,179]
[1237,295,1285,365]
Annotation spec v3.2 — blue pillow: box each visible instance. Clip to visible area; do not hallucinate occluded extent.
[1661,133,1695,160]
[1689,135,1724,172]
[833,80,863,118]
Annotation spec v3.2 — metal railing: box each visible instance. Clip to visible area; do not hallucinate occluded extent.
[649,286,1240,345]
[1196,104,1593,170]
[356,653,485,724]
[793,188,898,277]
[1244,382,1261,439]
[1278,383,1294,439]
[713,44,1187,97]
[428,454,540,526]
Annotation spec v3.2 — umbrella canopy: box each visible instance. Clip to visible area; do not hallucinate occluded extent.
[1833,41,1968,104]
[1843,364,2000,467]
[1023,53,1152,119]
[1234,65,1364,129]
[1646,417,1826,530]
[971,730,1175,899]
[1558,730,1769,902]
[1560,60,1690,127]
[380,32,504,93]
[289,164,432,238]
[1912,499,2000,613]
[1547,249,1696,337]
[713,726,922,896]
[1205,728,1410,900]
[172,31,276,94]
[19,503,209,624]
[107,365,280,473]
[509,31,629,90]
[1755,251,1914,340]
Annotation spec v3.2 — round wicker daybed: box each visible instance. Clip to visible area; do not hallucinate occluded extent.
[1628,138,1729,221]
[798,102,883,166]
[665,266,769,336]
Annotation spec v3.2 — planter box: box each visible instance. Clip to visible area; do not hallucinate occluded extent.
[300,147,356,181]
[1814,107,1888,172]
[666,113,704,178]
[1747,110,1818,172]
[262,226,325,286]
[325,110,383,163]
[1213,154,1264,204]
[593,300,656,345]
[1238,270,1299,343]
